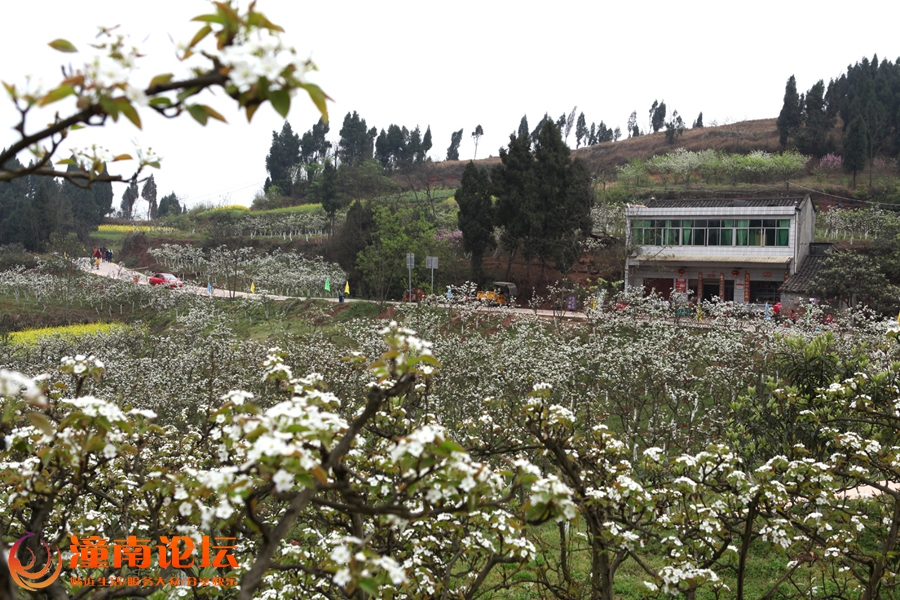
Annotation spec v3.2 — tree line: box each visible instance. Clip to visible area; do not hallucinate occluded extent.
[777,55,900,186]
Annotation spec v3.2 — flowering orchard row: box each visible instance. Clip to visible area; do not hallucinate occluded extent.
[3,287,900,598]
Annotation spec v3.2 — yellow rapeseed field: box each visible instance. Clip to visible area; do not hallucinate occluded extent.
[97,224,174,233]
[8,323,128,345]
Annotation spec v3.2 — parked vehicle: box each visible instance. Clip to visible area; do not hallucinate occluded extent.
[477,282,517,306]
[149,273,183,289]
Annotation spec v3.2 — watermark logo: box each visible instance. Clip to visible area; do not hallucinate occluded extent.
[8,533,63,591]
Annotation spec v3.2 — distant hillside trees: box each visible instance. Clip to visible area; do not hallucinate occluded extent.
[0,156,113,250]
[157,192,183,217]
[488,120,593,279]
[337,111,377,167]
[374,124,432,170]
[781,56,900,185]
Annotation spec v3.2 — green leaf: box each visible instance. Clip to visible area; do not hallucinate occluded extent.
[38,85,75,107]
[112,154,133,162]
[2,81,17,99]
[191,14,225,25]
[56,158,75,166]
[148,97,173,108]
[358,578,378,596]
[99,96,120,121]
[268,89,290,118]
[117,100,142,129]
[245,103,259,123]
[26,412,55,437]
[48,39,78,53]
[200,104,227,123]
[300,83,330,123]
[187,24,212,49]
[188,104,209,126]
[148,73,174,89]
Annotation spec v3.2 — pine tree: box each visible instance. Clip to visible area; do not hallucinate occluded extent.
[693,112,704,128]
[455,161,495,280]
[777,75,803,147]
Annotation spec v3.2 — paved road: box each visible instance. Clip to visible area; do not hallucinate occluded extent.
[83,260,590,319]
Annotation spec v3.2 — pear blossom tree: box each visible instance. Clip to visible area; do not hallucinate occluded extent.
[0,1,329,187]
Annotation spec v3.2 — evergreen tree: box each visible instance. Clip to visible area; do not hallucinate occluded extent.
[93,166,114,223]
[265,121,300,195]
[62,160,95,236]
[531,113,551,147]
[777,75,803,147]
[315,159,340,234]
[517,115,529,140]
[157,192,182,217]
[492,132,534,277]
[456,161,495,280]
[141,174,158,220]
[120,181,139,220]
[337,111,376,167]
[843,115,867,187]
[651,100,666,133]
[693,112,704,128]
[471,124,483,159]
[446,129,463,161]
[404,126,422,167]
[299,118,331,183]
[627,111,640,137]
[375,129,390,168]
[575,112,588,148]
[421,126,433,161]
[800,80,830,155]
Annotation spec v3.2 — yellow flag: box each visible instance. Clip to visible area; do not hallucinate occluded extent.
[344,281,350,294]
[250,282,255,294]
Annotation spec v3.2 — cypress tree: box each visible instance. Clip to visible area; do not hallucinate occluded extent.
[843,116,867,188]
[456,161,495,280]
[777,75,803,147]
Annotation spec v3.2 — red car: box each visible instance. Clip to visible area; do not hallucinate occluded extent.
[149,273,184,289]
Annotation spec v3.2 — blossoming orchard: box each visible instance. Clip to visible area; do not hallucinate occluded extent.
[5,3,900,600]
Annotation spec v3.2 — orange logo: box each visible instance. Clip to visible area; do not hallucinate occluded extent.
[9,533,63,591]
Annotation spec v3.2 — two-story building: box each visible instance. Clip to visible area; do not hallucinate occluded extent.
[624,196,816,304]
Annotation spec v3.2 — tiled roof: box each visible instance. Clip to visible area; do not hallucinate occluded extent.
[780,254,830,293]
[639,197,805,209]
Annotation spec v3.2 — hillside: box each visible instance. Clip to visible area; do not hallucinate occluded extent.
[423,117,847,188]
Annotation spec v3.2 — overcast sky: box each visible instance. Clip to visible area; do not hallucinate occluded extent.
[2,1,899,212]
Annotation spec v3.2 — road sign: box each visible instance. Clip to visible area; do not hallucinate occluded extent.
[406,253,415,268]
[425,256,438,269]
